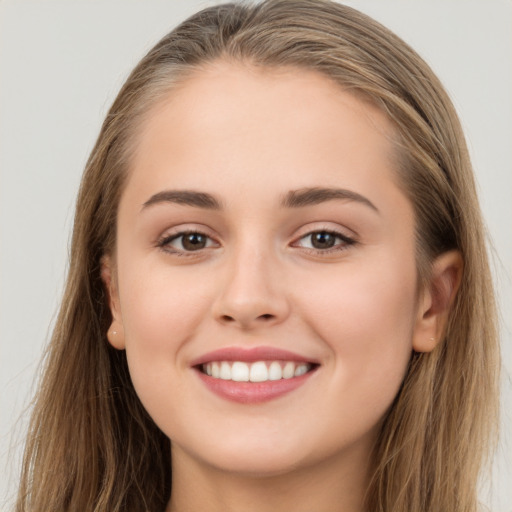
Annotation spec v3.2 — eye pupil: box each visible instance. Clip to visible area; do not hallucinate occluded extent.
[311,232,336,249]
[182,233,207,250]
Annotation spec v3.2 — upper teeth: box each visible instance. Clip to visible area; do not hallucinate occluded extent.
[202,361,311,382]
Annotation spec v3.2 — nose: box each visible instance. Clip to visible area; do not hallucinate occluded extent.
[212,244,290,330]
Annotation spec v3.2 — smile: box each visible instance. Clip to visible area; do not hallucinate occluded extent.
[201,360,312,382]
[192,347,319,404]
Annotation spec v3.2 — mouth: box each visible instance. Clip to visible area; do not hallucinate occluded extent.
[198,360,315,382]
[191,347,319,403]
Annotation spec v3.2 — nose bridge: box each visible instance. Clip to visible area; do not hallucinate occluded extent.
[214,234,289,329]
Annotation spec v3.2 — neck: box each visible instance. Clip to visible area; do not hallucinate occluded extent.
[166,441,373,512]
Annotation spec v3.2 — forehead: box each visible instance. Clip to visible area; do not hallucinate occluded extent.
[136,61,394,150]
[125,61,406,215]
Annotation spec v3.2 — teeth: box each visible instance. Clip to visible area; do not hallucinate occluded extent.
[282,362,295,379]
[268,361,282,381]
[231,361,249,382]
[220,362,231,380]
[201,360,312,382]
[294,363,309,377]
[249,361,268,382]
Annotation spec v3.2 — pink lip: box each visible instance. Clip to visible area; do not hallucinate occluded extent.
[190,346,318,366]
[190,346,319,404]
[195,370,316,404]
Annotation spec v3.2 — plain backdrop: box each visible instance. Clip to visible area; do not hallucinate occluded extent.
[1,1,510,510]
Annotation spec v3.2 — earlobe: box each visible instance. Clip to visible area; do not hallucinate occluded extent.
[412,250,463,353]
[100,255,126,350]
[106,324,125,350]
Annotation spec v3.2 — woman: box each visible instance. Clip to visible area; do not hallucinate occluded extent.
[15,1,500,511]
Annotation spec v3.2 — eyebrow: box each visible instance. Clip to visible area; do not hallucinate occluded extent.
[142,190,222,210]
[282,187,379,213]
[141,187,378,213]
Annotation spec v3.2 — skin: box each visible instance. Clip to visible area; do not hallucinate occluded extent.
[102,62,461,512]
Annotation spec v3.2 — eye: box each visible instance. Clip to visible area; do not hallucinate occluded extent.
[158,231,218,253]
[294,230,355,252]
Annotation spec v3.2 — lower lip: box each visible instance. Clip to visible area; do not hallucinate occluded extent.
[195,369,316,404]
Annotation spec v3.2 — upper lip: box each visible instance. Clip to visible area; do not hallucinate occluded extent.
[190,346,319,367]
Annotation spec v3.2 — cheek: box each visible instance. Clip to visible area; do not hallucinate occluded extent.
[117,269,222,441]
[297,254,417,399]
[119,261,209,346]
[116,262,212,401]
[302,261,416,337]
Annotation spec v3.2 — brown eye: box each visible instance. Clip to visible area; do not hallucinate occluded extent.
[294,230,355,253]
[159,231,217,253]
[310,232,337,249]
[181,233,208,251]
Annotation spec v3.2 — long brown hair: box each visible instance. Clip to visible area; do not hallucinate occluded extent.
[16,1,499,511]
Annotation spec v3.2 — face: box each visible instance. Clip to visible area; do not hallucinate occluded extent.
[106,62,425,477]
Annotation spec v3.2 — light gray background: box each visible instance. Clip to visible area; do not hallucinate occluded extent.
[1,1,510,510]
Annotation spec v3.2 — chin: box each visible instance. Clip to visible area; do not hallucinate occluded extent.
[204,447,309,478]
[172,428,316,477]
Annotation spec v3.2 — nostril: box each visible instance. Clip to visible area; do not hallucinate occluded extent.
[217,312,277,326]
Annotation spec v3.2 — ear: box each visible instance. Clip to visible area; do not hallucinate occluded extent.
[101,255,125,350]
[412,250,463,353]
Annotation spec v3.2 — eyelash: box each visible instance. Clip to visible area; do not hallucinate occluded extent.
[292,230,356,254]
[156,230,218,256]
[156,229,357,257]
